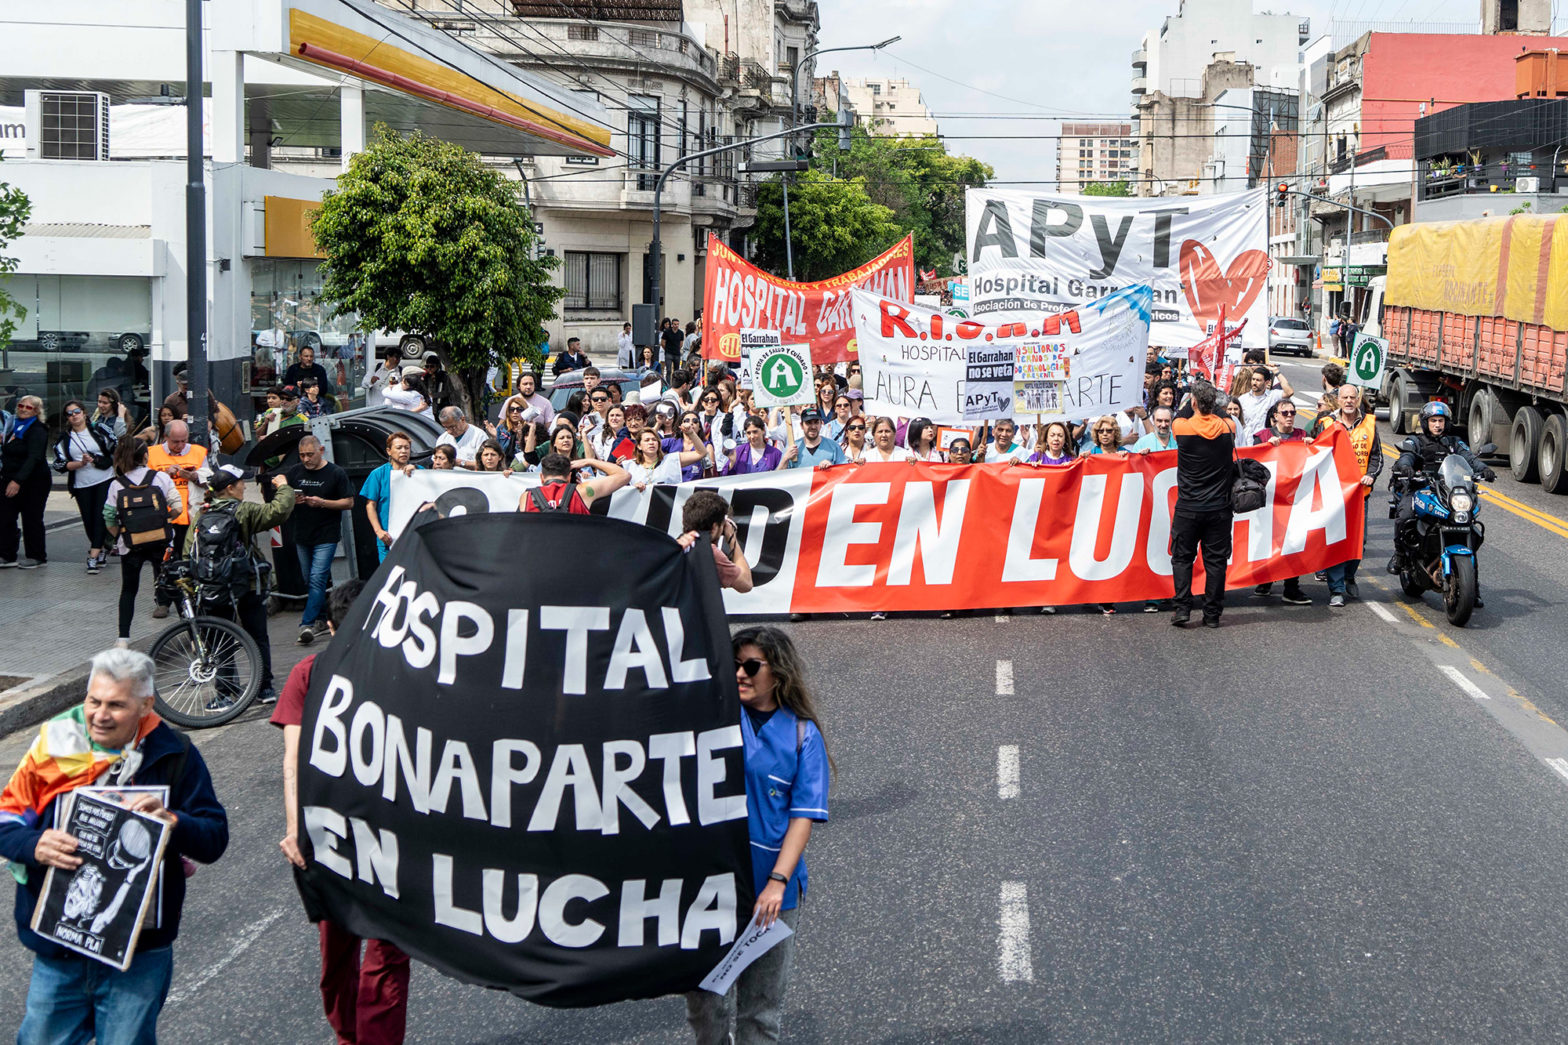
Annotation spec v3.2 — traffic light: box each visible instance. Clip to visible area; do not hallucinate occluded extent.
[1275,182,1289,207]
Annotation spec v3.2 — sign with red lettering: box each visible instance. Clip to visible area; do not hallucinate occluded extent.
[389,432,1366,614]
[701,234,915,367]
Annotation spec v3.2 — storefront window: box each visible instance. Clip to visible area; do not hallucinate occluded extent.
[0,274,153,430]
[248,259,370,413]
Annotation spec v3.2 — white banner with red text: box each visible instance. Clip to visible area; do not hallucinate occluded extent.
[386,431,1366,614]
[965,188,1269,349]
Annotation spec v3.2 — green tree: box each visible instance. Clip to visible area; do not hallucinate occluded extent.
[750,169,902,281]
[1081,181,1132,197]
[312,128,558,418]
[0,158,32,349]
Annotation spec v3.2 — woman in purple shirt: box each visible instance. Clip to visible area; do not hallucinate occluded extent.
[662,411,711,481]
[728,414,785,474]
[1026,421,1076,466]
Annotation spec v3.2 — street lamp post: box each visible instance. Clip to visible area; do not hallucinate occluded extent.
[648,123,836,317]
[779,36,900,280]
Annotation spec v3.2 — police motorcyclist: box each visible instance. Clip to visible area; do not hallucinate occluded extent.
[1387,401,1495,591]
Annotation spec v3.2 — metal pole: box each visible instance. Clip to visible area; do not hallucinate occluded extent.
[184,0,209,450]
[649,122,836,315]
[782,169,795,280]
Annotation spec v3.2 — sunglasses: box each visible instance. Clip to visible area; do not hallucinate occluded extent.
[735,658,768,676]
[16,403,36,411]
[591,395,609,403]
[846,424,865,431]
[66,408,83,416]
[1278,409,1296,415]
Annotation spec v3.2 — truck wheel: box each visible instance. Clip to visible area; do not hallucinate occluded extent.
[1387,375,1407,434]
[1540,413,1568,495]
[1467,390,1491,444]
[1510,406,1544,483]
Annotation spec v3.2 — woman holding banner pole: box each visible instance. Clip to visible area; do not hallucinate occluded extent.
[687,626,832,1045]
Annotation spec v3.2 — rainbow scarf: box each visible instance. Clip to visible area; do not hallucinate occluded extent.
[0,705,161,883]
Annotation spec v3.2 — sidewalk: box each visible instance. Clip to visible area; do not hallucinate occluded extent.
[0,485,339,735]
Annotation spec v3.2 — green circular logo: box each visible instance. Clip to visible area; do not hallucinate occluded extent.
[1353,337,1383,381]
[758,350,806,400]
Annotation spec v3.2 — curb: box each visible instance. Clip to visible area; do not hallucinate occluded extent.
[0,664,95,738]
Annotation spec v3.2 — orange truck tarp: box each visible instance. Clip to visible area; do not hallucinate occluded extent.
[1385,214,1568,332]
[701,234,915,366]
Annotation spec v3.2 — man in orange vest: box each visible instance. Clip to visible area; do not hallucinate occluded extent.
[1318,384,1382,607]
[147,418,209,618]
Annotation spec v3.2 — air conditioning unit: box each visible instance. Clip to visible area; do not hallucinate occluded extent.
[1516,176,1541,192]
[24,90,110,161]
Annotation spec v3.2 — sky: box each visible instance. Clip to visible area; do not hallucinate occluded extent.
[813,0,1558,185]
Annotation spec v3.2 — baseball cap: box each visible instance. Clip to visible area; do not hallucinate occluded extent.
[278,383,300,400]
[208,463,255,491]
[800,408,823,423]
[400,363,424,377]
[847,389,864,401]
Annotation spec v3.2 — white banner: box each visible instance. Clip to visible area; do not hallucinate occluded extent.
[850,285,1151,425]
[965,188,1269,349]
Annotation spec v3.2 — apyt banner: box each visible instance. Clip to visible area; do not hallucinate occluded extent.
[293,513,753,1006]
[965,188,1270,349]
[388,431,1367,615]
[701,233,915,367]
[850,284,1151,425]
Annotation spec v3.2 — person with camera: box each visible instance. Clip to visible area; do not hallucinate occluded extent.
[183,464,295,704]
[675,489,753,592]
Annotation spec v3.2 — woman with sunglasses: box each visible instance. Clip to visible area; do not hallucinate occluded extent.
[1,395,51,568]
[53,400,117,573]
[1085,416,1127,456]
[728,414,786,474]
[687,626,832,1045]
[840,416,871,464]
[1250,400,1313,605]
[826,395,853,440]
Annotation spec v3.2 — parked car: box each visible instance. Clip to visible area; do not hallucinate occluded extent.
[1268,316,1315,357]
[547,369,643,412]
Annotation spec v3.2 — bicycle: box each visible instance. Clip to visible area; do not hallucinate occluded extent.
[145,559,264,728]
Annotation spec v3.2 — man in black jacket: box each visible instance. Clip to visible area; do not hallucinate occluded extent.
[1388,401,1494,577]
[0,648,228,1043]
[1170,380,1237,628]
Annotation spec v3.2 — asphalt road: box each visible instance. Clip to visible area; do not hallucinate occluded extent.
[5,359,1568,1041]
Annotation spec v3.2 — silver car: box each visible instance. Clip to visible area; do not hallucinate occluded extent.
[1268,317,1314,357]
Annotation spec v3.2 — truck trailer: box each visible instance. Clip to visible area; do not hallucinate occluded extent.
[1377,213,1568,493]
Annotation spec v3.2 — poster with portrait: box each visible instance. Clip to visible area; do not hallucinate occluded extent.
[31,790,172,971]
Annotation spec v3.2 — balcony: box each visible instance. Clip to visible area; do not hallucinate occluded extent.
[1131,76,1148,95]
[775,0,818,25]
[415,14,718,81]
[1131,48,1147,69]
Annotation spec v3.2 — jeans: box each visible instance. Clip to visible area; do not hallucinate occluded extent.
[318,921,410,1045]
[18,945,173,1045]
[1325,498,1370,595]
[296,541,337,628]
[686,906,801,1045]
[1170,507,1234,621]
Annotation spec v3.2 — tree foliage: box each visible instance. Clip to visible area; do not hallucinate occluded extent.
[0,158,33,349]
[1081,180,1132,197]
[748,119,993,280]
[750,170,902,282]
[312,128,558,417]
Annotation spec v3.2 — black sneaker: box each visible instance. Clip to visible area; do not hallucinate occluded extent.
[254,687,278,706]
[1203,618,1221,629]
[297,626,315,646]
[0,559,15,569]
[1345,581,1360,601]
[204,694,236,712]
[18,559,43,569]
[1251,583,1273,597]
[1281,589,1312,606]
[1171,610,1190,627]
[86,556,100,574]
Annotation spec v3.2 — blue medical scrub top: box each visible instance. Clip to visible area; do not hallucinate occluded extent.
[740,704,830,910]
[359,462,394,562]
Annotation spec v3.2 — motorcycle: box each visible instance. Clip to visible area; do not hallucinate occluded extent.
[1390,440,1494,627]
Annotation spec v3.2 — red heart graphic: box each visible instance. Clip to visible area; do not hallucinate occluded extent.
[1179,240,1271,331]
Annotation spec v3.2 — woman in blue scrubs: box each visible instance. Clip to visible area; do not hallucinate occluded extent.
[687,626,833,1045]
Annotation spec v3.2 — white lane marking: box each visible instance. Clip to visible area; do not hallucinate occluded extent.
[1368,602,1400,625]
[998,882,1034,983]
[1545,758,1568,784]
[996,659,1014,696]
[998,745,1020,800]
[167,908,286,1007]
[994,613,1010,623]
[1439,664,1491,701]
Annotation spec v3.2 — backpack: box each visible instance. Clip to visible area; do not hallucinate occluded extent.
[526,482,584,514]
[115,472,172,547]
[193,502,256,593]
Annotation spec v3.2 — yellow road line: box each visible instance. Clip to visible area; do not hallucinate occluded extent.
[1396,601,1436,629]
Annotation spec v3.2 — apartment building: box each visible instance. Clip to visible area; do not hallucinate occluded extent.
[1055,123,1133,192]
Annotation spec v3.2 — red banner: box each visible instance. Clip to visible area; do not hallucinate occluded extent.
[701,234,915,367]
[388,432,1367,615]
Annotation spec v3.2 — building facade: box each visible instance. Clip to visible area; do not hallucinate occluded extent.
[1055,123,1133,193]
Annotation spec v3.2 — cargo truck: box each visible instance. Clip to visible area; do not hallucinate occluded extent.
[1376,213,1568,494]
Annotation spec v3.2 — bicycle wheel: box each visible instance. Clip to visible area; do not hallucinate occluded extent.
[148,616,263,728]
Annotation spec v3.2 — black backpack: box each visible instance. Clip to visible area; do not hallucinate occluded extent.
[193,502,256,593]
[115,473,172,547]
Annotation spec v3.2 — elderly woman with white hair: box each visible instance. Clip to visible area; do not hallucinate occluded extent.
[1,394,52,568]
